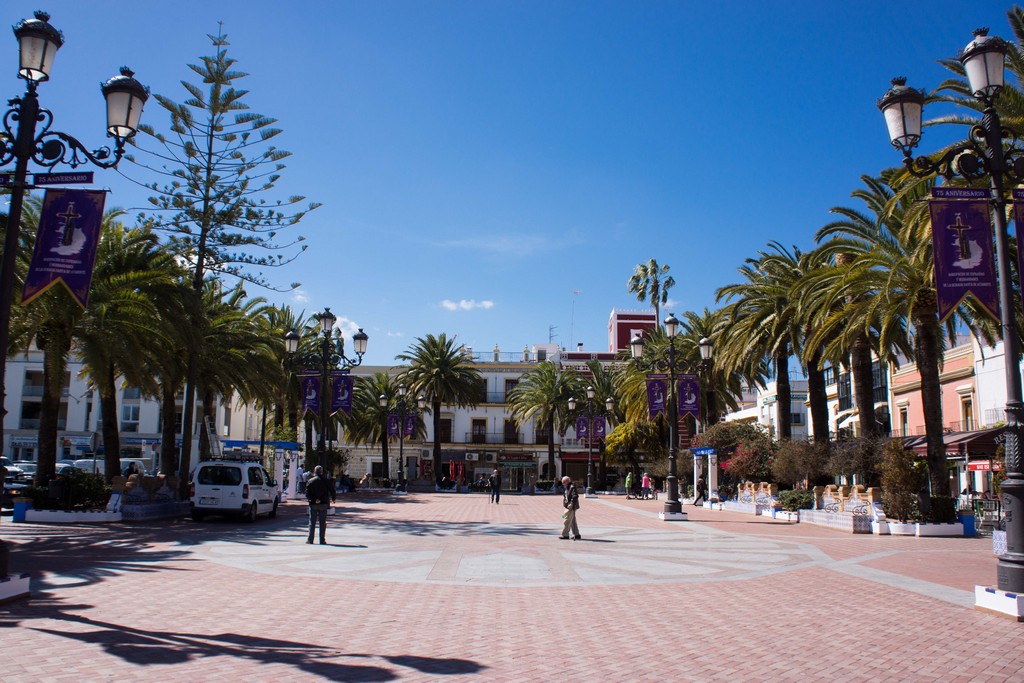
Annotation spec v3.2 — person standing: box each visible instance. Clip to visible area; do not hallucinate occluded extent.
[559,475,581,540]
[296,465,305,494]
[489,468,502,504]
[305,465,335,545]
[641,472,652,500]
[625,471,633,498]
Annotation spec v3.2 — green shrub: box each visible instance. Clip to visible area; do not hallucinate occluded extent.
[23,470,111,510]
[927,495,958,524]
[879,440,922,522]
[535,480,554,491]
[778,489,814,512]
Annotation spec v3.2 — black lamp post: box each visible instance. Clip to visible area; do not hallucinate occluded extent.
[380,384,425,492]
[568,387,613,497]
[0,11,148,426]
[879,28,1023,595]
[630,314,687,519]
[285,308,367,471]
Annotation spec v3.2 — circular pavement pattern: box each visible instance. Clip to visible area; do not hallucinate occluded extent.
[192,505,821,587]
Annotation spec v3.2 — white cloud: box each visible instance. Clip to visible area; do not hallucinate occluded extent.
[441,299,495,312]
[386,331,404,337]
[290,288,310,305]
[438,234,574,258]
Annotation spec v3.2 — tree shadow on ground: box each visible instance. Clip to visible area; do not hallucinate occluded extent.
[2,598,484,681]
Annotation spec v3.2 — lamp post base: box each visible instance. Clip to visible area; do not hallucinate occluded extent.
[659,511,688,521]
[974,585,1024,621]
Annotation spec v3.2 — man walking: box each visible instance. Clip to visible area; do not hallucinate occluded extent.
[559,475,581,540]
[489,468,502,504]
[305,465,335,545]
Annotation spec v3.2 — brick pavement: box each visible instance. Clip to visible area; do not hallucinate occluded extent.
[0,492,1020,682]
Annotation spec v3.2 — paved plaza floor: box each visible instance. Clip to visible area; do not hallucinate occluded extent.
[0,492,1021,681]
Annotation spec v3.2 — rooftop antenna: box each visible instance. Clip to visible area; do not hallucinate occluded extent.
[549,325,558,343]
[570,289,581,349]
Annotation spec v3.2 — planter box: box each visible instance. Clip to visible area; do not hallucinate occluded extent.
[958,513,976,536]
[916,522,964,537]
[24,509,122,523]
[798,509,872,533]
[774,510,800,522]
[888,521,917,536]
[871,520,890,535]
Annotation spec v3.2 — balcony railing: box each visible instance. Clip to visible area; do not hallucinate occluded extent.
[464,431,523,445]
[945,420,976,433]
[19,419,67,429]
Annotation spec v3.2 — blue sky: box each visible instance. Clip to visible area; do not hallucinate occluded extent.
[3,1,1012,365]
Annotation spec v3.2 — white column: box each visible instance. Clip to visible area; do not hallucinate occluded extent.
[273,451,285,499]
[708,453,719,501]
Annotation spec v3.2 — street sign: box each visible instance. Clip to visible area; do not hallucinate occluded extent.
[692,447,716,455]
[33,171,94,185]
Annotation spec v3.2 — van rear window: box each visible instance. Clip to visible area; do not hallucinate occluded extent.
[197,465,242,486]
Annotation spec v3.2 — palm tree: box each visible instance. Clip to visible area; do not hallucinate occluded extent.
[717,245,804,440]
[627,259,676,326]
[507,362,582,478]
[342,372,398,480]
[813,172,995,496]
[396,333,482,482]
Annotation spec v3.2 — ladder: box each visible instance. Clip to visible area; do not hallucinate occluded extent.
[204,416,223,459]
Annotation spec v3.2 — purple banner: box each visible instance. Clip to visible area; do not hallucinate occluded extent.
[645,374,668,419]
[929,192,999,322]
[677,375,700,419]
[1014,189,1024,320]
[22,189,107,308]
[575,416,590,438]
[593,416,606,440]
[330,372,354,414]
[387,413,416,438]
[300,374,320,414]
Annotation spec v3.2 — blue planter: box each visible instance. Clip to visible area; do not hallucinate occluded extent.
[957,512,976,536]
[12,499,32,522]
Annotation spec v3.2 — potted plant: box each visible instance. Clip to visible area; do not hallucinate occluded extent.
[879,440,920,535]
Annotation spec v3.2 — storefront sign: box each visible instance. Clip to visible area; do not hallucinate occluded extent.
[968,460,1002,471]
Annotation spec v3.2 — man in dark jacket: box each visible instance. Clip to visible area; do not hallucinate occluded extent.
[559,476,581,540]
[489,468,501,504]
[305,465,335,545]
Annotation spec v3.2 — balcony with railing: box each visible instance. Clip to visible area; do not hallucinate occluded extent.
[464,431,525,445]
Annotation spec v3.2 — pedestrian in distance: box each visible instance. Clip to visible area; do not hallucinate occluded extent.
[625,470,633,498]
[296,465,305,494]
[305,465,335,545]
[641,472,652,500]
[559,475,581,540]
[694,476,706,506]
[489,468,502,504]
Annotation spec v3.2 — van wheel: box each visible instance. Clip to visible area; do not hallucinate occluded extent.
[246,502,258,522]
[269,498,279,518]
[191,511,205,522]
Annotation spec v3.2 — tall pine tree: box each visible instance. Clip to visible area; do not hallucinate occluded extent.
[129,25,319,488]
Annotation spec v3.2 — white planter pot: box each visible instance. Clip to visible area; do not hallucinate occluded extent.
[25,509,122,523]
[888,521,917,536]
[915,522,964,537]
[871,520,890,535]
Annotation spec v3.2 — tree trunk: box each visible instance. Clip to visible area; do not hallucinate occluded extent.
[381,430,391,481]
[432,399,442,484]
[160,382,178,475]
[547,415,556,478]
[35,347,63,485]
[914,302,950,496]
[100,363,121,483]
[806,348,830,446]
[775,350,792,440]
[852,334,877,438]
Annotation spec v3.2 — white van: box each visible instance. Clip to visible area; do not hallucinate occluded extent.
[73,458,150,477]
[189,456,280,522]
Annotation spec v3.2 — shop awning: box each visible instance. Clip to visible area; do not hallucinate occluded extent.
[903,427,1004,458]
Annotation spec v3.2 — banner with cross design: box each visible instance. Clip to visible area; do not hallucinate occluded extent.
[22,189,107,308]
[928,187,998,322]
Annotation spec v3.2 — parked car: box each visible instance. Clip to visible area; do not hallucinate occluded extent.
[189,457,280,522]
[72,458,150,477]
[13,461,36,482]
[1,457,23,482]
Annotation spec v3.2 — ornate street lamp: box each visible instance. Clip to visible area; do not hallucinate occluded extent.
[568,386,613,497]
[0,11,148,429]
[286,308,368,470]
[381,385,425,491]
[630,315,690,520]
[879,28,1023,600]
